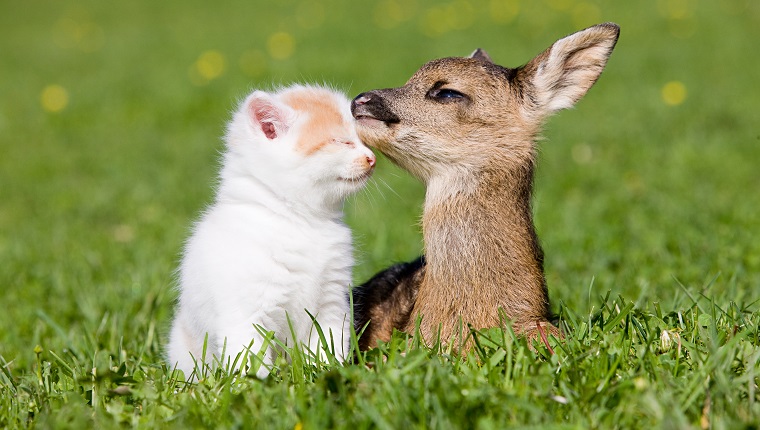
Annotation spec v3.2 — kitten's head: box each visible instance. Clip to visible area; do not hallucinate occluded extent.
[225,85,376,209]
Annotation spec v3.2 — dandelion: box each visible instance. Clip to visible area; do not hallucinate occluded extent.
[196,51,226,80]
[571,2,602,29]
[53,17,105,52]
[571,143,592,164]
[661,81,687,106]
[657,0,693,20]
[373,0,407,29]
[546,0,572,12]
[41,85,69,113]
[490,0,519,24]
[113,224,135,243]
[267,32,295,60]
[420,6,449,37]
[189,50,227,86]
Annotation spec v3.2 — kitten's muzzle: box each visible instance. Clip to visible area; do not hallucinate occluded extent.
[339,165,374,183]
[351,91,400,124]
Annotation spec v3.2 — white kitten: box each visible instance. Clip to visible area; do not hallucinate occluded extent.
[168,85,375,378]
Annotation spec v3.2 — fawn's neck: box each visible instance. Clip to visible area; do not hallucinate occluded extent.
[420,160,550,325]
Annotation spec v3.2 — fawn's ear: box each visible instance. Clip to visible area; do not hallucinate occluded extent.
[521,23,619,115]
[469,48,493,64]
[246,91,293,140]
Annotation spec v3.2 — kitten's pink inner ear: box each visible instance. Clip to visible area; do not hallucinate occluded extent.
[249,97,286,140]
[261,121,277,139]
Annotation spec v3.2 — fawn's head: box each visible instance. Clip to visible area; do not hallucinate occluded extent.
[351,23,620,184]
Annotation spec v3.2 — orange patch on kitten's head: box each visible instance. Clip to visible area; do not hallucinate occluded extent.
[281,88,350,156]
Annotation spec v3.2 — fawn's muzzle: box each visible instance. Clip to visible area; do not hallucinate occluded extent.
[351,91,400,124]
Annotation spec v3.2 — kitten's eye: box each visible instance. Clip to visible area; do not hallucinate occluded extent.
[428,88,466,101]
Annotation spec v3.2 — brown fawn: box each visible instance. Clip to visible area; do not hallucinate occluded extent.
[351,23,620,350]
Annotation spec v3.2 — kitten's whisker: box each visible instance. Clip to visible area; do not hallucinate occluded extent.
[376,177,400,199]
[369,178,386,203]
[362,180,378,209]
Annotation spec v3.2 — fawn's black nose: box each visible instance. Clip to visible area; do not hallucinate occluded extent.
[350,92,372,114]
[350,91,400,124]
[353,92,371,105]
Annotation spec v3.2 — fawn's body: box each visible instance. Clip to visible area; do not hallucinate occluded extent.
[351,23,620,349]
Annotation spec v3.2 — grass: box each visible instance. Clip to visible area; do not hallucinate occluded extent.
[1,0,759,428]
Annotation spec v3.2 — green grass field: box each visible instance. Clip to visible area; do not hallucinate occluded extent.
[2,0,759,428]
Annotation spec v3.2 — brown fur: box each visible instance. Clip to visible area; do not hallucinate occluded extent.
[351,23,620,349]
[353,257,425,350]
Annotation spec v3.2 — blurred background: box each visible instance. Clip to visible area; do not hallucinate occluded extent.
[1,0,758,365]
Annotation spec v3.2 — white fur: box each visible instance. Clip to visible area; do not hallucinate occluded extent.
[168,85,375,378]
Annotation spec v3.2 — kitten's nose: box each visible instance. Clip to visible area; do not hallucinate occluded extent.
[366,153,376,168]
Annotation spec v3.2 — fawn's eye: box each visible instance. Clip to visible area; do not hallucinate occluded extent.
[436,89,464,99]
[428,86,467,102]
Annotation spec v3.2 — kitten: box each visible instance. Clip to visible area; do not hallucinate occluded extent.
[168,85,375,378]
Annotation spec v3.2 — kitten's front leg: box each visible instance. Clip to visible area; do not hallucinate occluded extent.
[220,326,274,378]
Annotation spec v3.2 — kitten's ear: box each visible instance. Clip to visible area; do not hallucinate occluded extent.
[246,91,293,140]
